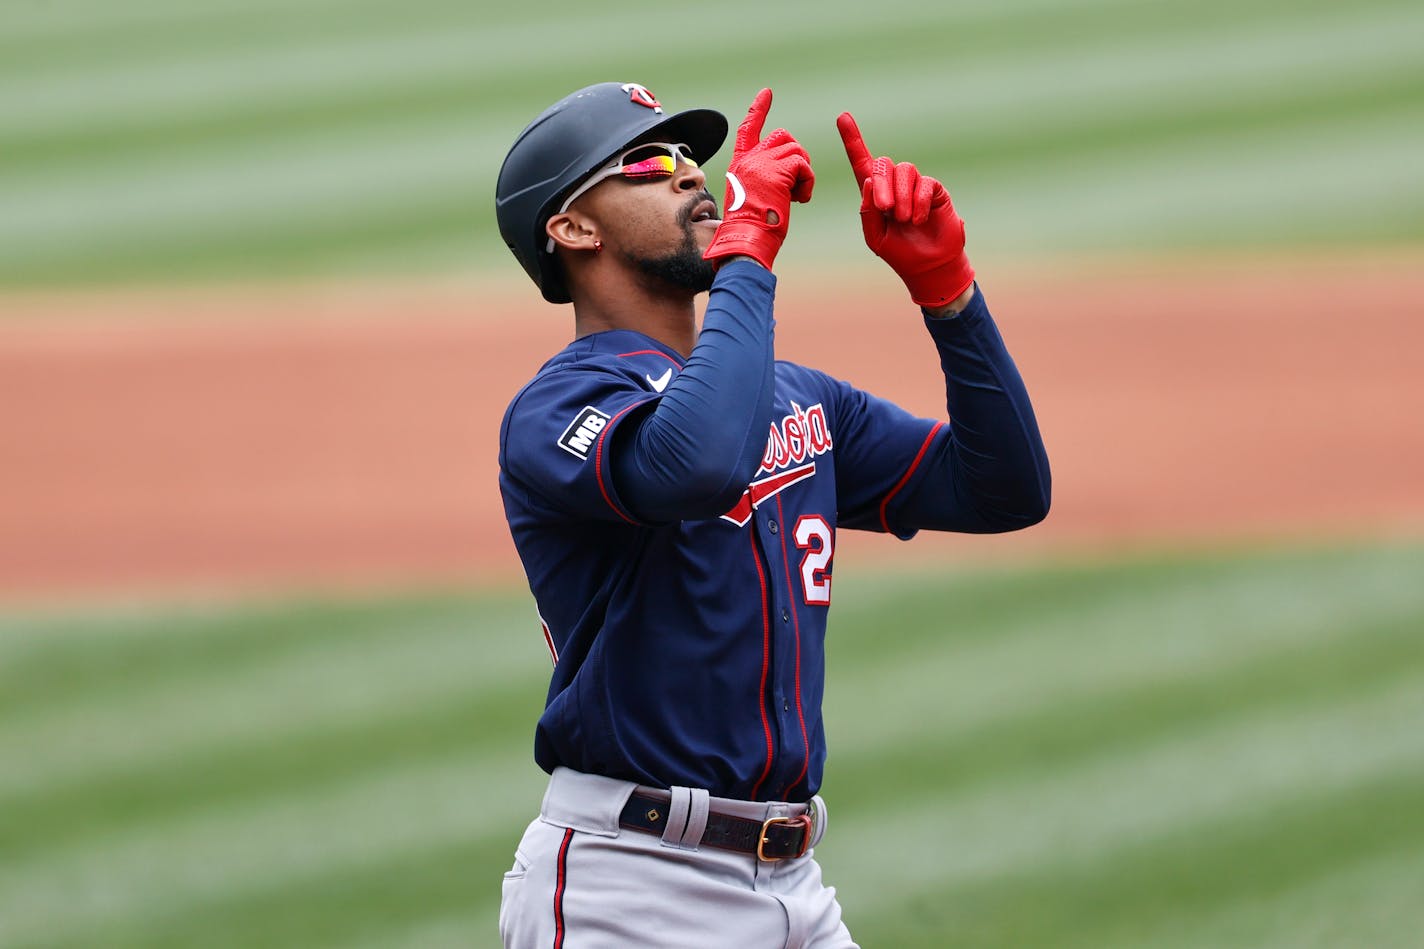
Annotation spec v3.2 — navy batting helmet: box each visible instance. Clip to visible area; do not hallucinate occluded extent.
[495,82,728,304]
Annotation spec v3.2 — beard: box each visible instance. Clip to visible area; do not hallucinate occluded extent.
[630,233,716,293]
[624,192,717,293]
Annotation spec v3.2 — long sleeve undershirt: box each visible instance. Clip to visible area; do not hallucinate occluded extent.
[610,260,777,523]
[893,295,1052,533]
[610,261,1050,532]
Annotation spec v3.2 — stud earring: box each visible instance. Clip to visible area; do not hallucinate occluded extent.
[593,239,603,253]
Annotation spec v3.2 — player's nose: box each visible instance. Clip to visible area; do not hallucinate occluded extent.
[674,161,706,192]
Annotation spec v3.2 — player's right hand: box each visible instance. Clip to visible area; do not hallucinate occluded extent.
[703,88,815,271]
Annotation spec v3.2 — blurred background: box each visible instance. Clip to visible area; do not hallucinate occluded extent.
[2,0,1422,945]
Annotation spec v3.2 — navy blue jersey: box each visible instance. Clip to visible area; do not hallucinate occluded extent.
[499,261,1049,802]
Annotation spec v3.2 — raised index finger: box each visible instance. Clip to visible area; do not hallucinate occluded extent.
[735,88,773,156]
[836,112,874,184]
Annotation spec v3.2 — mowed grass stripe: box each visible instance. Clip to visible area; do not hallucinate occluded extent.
[0,24,557,150]
[0,594,545,800]
[1,542,1418,947]
[0,187,489,285]
[0,116,506,251]
[0,0,486,75]
[2,1,1420,282]
[825,543,1424,758]
[0,0,1404,180]
[770,0,1420,151]
[961,102,1424,252]
[23,544,1413,868]
[0,70,529,174]
[6,101,1420,287]
[820,670,1424,903]
[6,1,1411,176]
[0,593,533,716]
[915,63,1424,180]
[0,0,988,135]
[88,834,516,949]
[830,609,1423,808]
[0,749,544,949]
[5,96,1419,282]
[0,0,624,49]
[0,0,411,42]
[0,0,1171,111]
[8,12,1418,224]
[828,542,1424,663]
[849,767,1424,948]
[1145,845,1424,949]
[7,0,1400,167]
[0,674,541,861]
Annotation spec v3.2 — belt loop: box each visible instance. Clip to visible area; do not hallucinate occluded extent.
[661,787,691,848]
[681,787,710,848]
[808,795,829,849]
[660,786,711,850]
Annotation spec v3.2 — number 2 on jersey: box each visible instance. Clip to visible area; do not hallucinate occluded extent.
[793,515,833,605]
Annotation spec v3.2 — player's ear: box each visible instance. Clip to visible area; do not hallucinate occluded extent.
[546,212,600,254]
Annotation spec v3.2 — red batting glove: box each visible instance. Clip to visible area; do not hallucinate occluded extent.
[836,112,975,308]
[704,88,815,271]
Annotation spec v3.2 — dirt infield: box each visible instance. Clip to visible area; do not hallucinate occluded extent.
[2,255,1421,602]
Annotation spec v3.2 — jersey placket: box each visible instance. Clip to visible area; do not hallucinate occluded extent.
[753,503,807,802]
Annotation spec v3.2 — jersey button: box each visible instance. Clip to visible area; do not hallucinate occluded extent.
[781,608,790,623]
[768,519,779,534]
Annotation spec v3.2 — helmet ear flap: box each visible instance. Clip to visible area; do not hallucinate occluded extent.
[495,82,728,304]
[544,245,570,298]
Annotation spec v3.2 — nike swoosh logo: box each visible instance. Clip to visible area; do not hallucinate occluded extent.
[646,368,672,392]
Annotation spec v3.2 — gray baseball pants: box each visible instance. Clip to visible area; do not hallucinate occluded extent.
[499,767,858,948]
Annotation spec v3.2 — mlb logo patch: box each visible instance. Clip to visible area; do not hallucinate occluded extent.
[557,406,612,460]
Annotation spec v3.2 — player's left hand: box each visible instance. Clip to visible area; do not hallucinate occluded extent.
[836,112,975,308]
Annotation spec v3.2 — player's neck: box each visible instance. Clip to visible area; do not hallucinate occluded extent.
[571,282,698,358]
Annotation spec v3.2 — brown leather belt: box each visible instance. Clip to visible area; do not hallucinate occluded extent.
[619,792,814,861]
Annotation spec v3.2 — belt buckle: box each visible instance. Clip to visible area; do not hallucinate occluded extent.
[757,813,813,862]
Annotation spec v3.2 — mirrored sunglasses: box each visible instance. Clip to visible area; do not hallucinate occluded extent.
[546,143,700,252]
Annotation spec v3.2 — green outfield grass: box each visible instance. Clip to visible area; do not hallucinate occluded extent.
[1,0,1420,285]
[2,540,1421,947]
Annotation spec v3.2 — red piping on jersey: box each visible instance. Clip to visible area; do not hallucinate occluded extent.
[616,348,684,366]
[747,530,775,801]
[541,619,559,667]
[553,827,574,948]
[593,401,649,525]
[719,461,817,526]
[775,495,811,799]
[879,422,944,534]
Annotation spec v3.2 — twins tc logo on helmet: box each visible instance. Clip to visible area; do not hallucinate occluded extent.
[621,83,663,113]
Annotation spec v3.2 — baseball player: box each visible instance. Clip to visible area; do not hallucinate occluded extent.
[493,82,1050,947]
